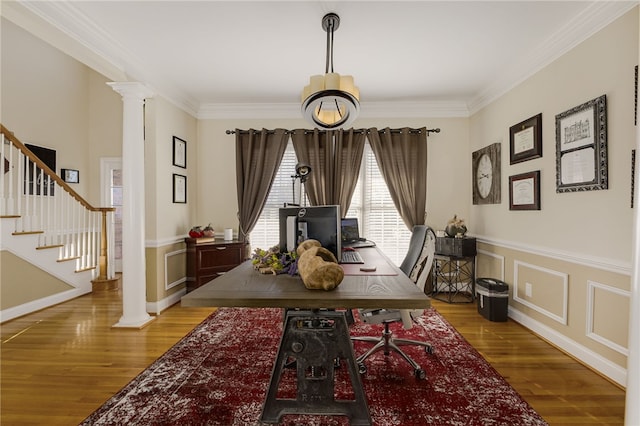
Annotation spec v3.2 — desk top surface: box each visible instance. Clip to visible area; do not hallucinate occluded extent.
[181,247,431,310]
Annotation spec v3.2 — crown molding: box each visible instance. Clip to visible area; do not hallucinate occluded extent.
[468,1,638,114]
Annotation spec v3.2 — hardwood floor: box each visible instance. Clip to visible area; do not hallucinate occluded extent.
[1,288,625,425]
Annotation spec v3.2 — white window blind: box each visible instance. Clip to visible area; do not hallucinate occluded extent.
[346,143,411,266]
[251,141,410,266]
[250,143,306,250]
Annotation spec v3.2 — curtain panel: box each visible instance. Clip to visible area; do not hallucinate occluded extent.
[291,129,365,215]
[367,127,428,230]
[235,128,289,242]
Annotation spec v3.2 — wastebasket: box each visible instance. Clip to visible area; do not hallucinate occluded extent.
[476,278,509,322]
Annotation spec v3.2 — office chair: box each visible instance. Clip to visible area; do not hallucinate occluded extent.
[352,225,436,379]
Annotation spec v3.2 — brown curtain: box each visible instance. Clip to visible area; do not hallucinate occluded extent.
[367,127,428,229]
[235,129,289,242]
[291,129,365,215]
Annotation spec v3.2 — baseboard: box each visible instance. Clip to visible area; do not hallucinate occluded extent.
[146,288,186,314]
[0,287,91,323]
[508,306,627,387]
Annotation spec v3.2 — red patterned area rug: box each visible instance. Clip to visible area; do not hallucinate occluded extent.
[81,307,547,426]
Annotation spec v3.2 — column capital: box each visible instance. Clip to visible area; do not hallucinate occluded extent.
[107,82,154,100]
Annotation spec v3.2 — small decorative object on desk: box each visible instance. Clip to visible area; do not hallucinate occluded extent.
[445,215,467,238]
[296,239,344,291]
[251,246,298,276]
[202,224,215,237]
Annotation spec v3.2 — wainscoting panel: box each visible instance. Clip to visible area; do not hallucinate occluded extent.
[165,249,187,290]
[513,260,568,325]
[586,280,630,355]
[476,249,505,281]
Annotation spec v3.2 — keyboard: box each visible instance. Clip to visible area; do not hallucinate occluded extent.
[341,250,364,264]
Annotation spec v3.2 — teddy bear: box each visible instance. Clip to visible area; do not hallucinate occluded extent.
[296,239,344,291]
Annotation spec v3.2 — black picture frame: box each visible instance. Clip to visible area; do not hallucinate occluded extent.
[173,136,186,168]
[555,94,607,193]
[61,168,79,183]
[173,173,187,203]
[509,113,542,164]
[509,170,540,211]
[24,144,56,196]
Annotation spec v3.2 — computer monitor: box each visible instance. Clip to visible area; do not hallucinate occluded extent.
[341,217,360,243]
[279,205,342,259]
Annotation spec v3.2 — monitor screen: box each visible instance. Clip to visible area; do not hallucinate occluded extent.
[341,217,360,242]
[279,205,341,259]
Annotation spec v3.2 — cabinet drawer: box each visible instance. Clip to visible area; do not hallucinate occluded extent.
[197,245,243,268]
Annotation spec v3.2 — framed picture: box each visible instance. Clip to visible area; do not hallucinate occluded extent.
[173,173,186,203]
[61,168,79,183]
[173,136,186,168]
[509,170,540,210]
[555,94,607,193]
[24,144,56,196]
[509,113,542,164]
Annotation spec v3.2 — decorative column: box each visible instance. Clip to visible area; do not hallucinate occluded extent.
[108,82,155,328]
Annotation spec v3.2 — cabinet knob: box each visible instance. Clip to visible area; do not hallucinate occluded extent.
[215,246,227,250]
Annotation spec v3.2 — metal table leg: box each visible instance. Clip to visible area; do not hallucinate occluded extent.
[260,309,371,425]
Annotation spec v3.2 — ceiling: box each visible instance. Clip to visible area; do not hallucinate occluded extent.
[11,1,637,118]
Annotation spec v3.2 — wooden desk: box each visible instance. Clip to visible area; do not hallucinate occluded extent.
[181,246,430,425]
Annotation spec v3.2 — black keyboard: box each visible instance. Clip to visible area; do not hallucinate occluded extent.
[341,250,364,264]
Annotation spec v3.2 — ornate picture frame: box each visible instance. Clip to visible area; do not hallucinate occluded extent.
[509,170,540,210]
[173,136,186,168]
[555,95,607,193]
[173,173,186,203]
[509,113,542,164]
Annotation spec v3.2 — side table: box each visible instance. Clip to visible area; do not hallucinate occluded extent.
[431,254,476,303]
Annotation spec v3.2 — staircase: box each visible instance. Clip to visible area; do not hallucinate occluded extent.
[1,124,116,322]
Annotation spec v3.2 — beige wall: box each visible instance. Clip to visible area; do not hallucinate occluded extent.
[0,251,72,309]
[470,8,638,382]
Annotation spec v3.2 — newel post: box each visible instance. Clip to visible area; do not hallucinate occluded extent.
[91,208,118,288]
[108,82,155,329]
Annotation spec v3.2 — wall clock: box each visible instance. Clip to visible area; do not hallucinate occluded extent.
[472,143,501,205]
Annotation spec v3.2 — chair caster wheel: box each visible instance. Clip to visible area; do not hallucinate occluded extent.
[358,362,367,374]
[425,345,434,355]
[415,368,426,380]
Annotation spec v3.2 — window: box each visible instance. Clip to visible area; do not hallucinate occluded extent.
[251,141,410,266]
[346,144,411,265]
[250,144,306,250]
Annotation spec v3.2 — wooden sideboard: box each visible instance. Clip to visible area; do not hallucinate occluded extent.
[185,237,248,293]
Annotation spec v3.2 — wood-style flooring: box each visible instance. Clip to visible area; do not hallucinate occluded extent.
[0,286,626,425]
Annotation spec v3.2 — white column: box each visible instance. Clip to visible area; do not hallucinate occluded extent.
[625,14,640,425]
[108,82,155,328]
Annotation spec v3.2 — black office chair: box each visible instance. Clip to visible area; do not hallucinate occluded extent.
[352,225,436,379]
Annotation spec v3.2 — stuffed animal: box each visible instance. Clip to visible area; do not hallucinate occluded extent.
[296,239,344,291]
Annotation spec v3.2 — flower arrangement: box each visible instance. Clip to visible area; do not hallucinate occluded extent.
[251,245,298,275]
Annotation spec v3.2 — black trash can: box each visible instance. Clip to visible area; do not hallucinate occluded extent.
[476,278,509,322]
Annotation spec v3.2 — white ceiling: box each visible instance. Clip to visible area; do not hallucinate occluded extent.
[12,1,637,118]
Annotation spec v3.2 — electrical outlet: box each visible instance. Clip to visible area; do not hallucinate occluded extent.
[525,282,532,297]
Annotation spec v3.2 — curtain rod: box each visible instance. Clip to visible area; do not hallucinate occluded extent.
[225,128,440,136]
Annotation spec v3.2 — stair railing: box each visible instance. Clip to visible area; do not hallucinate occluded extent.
[1,124,115,281]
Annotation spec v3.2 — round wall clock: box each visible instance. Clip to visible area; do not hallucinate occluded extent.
[472,143,501,205]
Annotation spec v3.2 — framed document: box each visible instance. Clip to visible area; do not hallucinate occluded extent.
[509,113,542,164]
[555,95,607,193]
[509,171,540,210]
[173,136,186,168]
[173,174,186,203]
